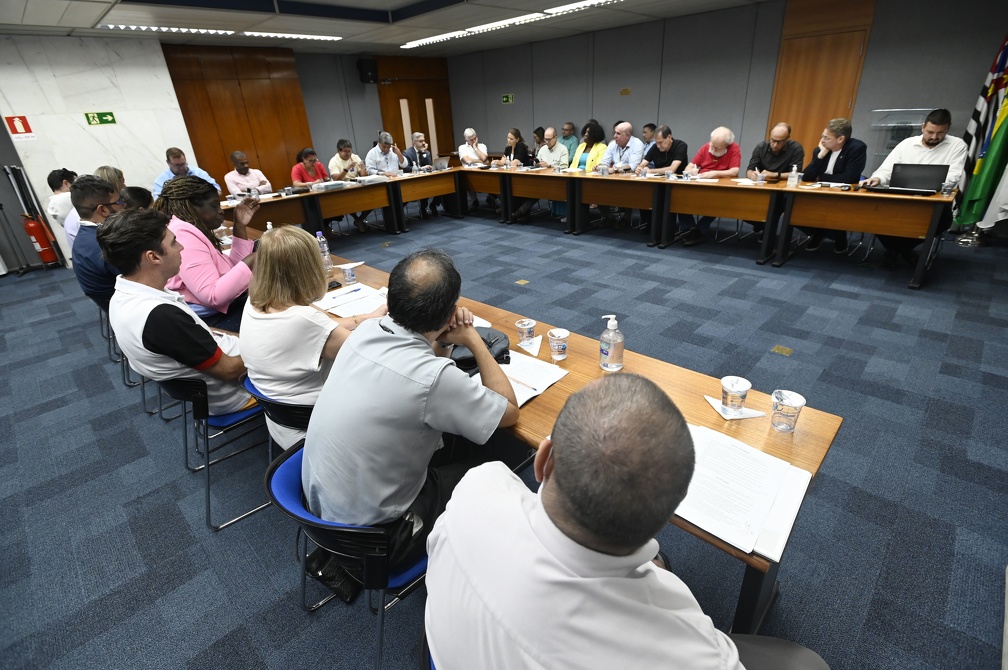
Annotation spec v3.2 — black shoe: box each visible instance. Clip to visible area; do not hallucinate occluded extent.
[470,199,479,211]
[516,214,530,223]
[834,243,849,255]
[420,208,429,220]
[805,234,823,251]
[309,553,362,604]
[682,229,706,247]
[429,206,439,217]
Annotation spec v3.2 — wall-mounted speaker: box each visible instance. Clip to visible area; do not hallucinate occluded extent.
[357,58,378,84]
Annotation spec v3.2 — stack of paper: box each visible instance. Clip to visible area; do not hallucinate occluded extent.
[313,284,387,317]
[473,350,568,407]
[674,425,812,562]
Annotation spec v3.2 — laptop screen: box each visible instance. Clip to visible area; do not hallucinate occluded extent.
[890,163,948,190]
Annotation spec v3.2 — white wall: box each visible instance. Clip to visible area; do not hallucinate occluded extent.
[0,36,192,260]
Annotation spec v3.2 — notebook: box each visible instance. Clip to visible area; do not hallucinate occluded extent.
[433,157,450,171]
[865,163,948,196]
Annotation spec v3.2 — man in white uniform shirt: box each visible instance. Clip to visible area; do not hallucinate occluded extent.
[458,127,491,211]
[862,108,968,268]
[425,374,744,669]
[365,131,409,176]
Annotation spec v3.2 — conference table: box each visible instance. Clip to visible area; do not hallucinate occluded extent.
[773,185,955,288]
[337,255,843,635]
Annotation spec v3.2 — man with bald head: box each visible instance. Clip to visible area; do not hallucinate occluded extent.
[425,373,743,669]
[744,123,805,237]
[224,150,272,196]
[303,248,521,580]
[597,121,646,227]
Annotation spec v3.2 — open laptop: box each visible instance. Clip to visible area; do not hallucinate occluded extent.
[865,163,948,196]
[433,156,450,171]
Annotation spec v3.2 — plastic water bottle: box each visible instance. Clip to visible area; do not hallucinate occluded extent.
[787,164,800,188]
[412,162,420,175]
[599,314,624,372]
[316,231,333,272]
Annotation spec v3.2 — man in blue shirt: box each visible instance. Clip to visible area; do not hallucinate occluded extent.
[152,147,220,198]
[70,175,124,311]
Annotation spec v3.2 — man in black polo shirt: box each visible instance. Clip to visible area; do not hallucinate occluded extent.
[635,125,688,239]
[744,122,805,236]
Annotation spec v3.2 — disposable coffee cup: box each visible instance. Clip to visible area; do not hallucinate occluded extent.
[720,376,752,416]
[515,319,536,346]
[547,328,569,361]
[342,266,357,285]
[771,390,806,432]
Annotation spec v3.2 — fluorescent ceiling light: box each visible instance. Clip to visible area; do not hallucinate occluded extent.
[243,32,342,41]
[402,31,470,49]
[466,13,547,34]
[401,0,623,49]
[545,0,623,15]
[104,24,234,35]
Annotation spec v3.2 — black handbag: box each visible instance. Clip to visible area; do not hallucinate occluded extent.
[450,327,510,374]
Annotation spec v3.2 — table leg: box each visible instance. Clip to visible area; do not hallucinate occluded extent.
[771,193,797,267]
[909,203,944,289]
[384,183,402,234]
[564,178,577,234]
[731,562,779,634]
[647,183,668,247]
[301,196,325,237]
[756,192,780,265]
[442,172,463,218]
[499,174,510,223]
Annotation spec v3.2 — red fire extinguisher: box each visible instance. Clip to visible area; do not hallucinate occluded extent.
[23,214,58,264]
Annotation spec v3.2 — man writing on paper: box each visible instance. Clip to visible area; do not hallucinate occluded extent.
[635,125,689,233]
[678,126,742,247]
[744,122,805,237]
[302,249,521,593]
[425,374,743,669]
[862,108,968,268]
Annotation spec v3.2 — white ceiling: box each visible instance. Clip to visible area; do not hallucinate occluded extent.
[0,0,768,57]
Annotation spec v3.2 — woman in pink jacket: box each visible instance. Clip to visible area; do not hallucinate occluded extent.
[154,175,259,331]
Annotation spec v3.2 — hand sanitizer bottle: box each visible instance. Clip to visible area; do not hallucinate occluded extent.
[599,314,624,371]
[787,164,800,188]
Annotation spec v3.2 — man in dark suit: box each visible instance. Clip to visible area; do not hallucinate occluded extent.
[403,131,440,218]
[799,117,867,253]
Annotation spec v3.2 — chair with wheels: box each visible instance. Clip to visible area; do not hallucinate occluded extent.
[242,375,314,454]
[158,377,270,530]
[264,441,428,670]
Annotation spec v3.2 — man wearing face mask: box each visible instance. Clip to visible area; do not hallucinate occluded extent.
[424,374,745,669]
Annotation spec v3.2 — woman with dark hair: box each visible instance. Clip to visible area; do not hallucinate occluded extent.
[121,186,154,210]
[531,126,546,157]
[569,121,607,172]
[291,147,329,188]
[154,175,258,331]
[492,128,534,169]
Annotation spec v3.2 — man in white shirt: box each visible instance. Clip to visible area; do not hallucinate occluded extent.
[223,151,272,196]
[458,127,491,211]
[863,108,968,268]
[365,131,409,176]
[598,121,646,227]
[327,139,371,231]
[45,167,76,230]
[426,373,743,670]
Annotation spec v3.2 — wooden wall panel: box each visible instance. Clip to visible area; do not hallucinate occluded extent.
[374,56,455,155]
[782,0,875,37]
[162,45,313,195]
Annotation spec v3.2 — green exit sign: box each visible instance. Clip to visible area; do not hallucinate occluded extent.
[85,112,116,126]
[501,94,514,105]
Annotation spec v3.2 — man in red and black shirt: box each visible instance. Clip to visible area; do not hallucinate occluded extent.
[97,209,251,415]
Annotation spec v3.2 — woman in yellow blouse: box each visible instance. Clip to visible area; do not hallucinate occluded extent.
[568,121,607,172]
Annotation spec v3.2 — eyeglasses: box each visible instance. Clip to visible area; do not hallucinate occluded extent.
[103,199,125,208]
[769,137,788,145]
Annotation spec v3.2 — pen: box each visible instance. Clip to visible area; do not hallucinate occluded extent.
[506,375,539,392]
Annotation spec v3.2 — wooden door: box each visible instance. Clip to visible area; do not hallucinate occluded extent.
[376,78,455,158]
[767,30,869,161]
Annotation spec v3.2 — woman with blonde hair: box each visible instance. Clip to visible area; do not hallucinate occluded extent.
[239,225,386,448]
[155,175,258,331]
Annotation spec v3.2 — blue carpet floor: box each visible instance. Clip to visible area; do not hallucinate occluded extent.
[1,208,1005,669]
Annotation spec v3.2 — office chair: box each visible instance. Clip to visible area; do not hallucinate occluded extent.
[158,377,270,530]
[242,375,314,455]
[264,441,428,670]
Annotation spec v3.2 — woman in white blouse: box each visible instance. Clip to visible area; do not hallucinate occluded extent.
[239,225,385,448]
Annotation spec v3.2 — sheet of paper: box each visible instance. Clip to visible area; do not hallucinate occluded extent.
[473,349,568,407]
[518,335,542,357]
[695,178,719,183]
[732,178,756,185]
[703,395,766,420]
[472,315,491,328]
[753,466,812,562]
[674,425,790,554]
[313,284,387,317]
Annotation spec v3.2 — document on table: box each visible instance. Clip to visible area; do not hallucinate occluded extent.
[472,350,567,407]
[313,284,388,317]
[674,425,808,557]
